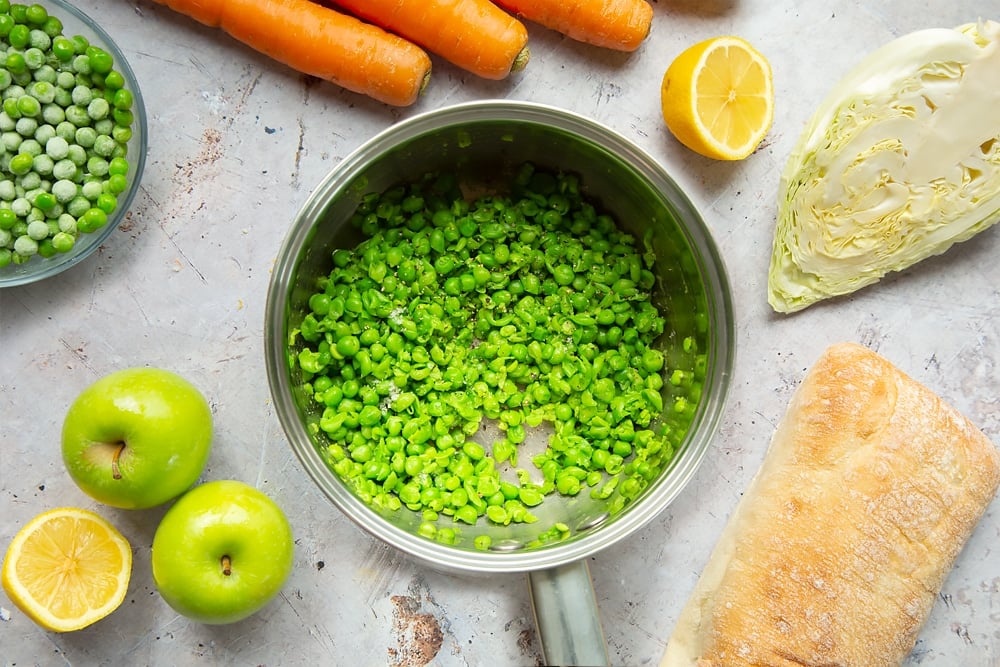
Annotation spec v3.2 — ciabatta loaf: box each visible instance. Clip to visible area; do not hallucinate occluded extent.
[661,342,1000,667]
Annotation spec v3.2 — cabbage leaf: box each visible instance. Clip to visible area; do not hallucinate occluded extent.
[768,20,1000,313]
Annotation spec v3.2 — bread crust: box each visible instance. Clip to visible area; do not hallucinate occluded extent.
[661,342,1000,667]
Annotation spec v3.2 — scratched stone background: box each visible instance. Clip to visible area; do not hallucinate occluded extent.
[2,1,1000,666]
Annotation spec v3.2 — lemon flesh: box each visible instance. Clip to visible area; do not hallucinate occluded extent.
[2,507,132,632]
[661,36,774,161]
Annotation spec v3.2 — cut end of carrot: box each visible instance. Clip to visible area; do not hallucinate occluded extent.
[510,45,531,74]
[417,67,433,99]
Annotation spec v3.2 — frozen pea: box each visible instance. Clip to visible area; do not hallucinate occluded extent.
[52,86,71,108]
[111,125,131,144]
[107,173,127,194]
[51,231,74,252]
[92,134,115,157]
[87,47,113,76]
[66,143,86,165]
[74,126,96,148]
[65,104,89,126]
[104,71,125,91]
[2,97,20,120]
[52,158,76,180]
[87,97,109,120]
[33,123,55,145]
[108,157,128,176]
[16,95,41,117]
[0,228,10,247]
[51,36,75,61]
[42,103,65,125]
[23,48,45,70]
[32,153,53,176]
[2,131,21,151]
[55,70,75,89]
[5,51,27,78]
[28,30,51,51]
[112,87,132,110]
[0,14,138,262]
[32,64,57,84]
[66,195,89,217]
[7,61,28,84]
[96,193,116,214]
[55,120,75,141]
[77,207,106,232]
[19,171,41,190]
[15,116,38,137]
[8,153,32,176]
[112,108,132,127]
[71,86,94,108]
[81,180,102,200]
[28,81,55,104]
[17,138,41,156]
[86,155,108,176]
[2,85,26,101]
[94,117,112,136]
[23,188,43,206]
[45,135,69,159]
[26,219,48,240]
[13,234,37,256]
[52,180,76,202]
[72,55,91,75]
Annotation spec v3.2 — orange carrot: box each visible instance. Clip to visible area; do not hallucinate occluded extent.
[492,0,653,52]
[152,0,433,106]
[323,0,530,80]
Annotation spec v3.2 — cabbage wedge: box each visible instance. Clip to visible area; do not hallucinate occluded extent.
[768,20,1000,313]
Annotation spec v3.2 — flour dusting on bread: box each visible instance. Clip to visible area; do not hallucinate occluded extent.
[661,342,1000,667]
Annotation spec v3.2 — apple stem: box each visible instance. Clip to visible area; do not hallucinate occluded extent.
[221,555,232,576]
[111,443,126,480]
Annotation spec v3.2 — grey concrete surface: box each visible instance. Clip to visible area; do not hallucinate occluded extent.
[2,1,999,665]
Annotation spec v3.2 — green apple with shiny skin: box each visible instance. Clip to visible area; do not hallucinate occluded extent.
[61,368,213,509]
[151,480,295,624]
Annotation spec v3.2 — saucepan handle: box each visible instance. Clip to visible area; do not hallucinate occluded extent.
[528,560,610,666]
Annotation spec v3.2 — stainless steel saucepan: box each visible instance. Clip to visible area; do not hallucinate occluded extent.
[265,100,734,665]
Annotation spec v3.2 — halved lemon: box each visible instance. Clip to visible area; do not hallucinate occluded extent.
[2,507,132,632]
[661,35,774,160]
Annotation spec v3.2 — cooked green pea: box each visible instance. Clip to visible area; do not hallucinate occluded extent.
[289,165,691,537]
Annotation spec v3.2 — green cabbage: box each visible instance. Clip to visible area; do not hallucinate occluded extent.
[768,20,1000,313]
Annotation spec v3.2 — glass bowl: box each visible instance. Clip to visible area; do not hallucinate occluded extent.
[0,0,147,288]
[265,100,735,573]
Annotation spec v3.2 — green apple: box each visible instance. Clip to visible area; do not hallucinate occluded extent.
[151,480,295,624]
[61,367,213,509]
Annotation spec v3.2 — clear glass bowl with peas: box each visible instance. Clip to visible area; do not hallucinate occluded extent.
[0,0,146,287]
